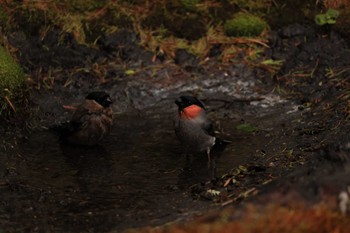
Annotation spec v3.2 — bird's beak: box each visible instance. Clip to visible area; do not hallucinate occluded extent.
[106,97,113,104]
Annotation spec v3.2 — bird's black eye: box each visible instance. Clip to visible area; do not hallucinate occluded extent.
[85,91,112,107]
[102,96,112,107]
[105,97,112,104]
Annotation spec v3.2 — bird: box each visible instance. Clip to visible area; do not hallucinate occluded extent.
[174,95,227,161]
[59,91,113,146]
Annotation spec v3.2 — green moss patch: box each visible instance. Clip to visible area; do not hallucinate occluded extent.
[224,12,269,37]
[0,46,26,115]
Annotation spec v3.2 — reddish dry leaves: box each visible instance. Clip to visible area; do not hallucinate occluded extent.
[127,203,350,233]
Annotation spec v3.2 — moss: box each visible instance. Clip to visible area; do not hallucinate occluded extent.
[0,47,25,92]
[0,46,26,116]
[224,12,269,37]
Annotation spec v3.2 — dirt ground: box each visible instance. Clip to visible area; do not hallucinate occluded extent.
[1,22,350,232]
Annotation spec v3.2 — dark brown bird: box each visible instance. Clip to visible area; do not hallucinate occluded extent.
[174,95,226,160]
[61,91,113,146]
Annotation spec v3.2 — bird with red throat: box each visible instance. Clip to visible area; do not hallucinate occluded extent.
[174,95,228,161]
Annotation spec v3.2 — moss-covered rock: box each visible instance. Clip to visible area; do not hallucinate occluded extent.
[224,12,269,37]
[0,46,26,115]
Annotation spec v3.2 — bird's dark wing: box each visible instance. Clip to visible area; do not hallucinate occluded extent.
[51,103,93,139]
[201,119,215,136]
[69,106,94,132]
[49,120,82,141]
[70,100,103,129]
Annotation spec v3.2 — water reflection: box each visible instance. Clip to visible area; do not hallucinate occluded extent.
[16,107,264,231]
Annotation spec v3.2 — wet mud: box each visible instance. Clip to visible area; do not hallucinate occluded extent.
[4,99,296,232]
[1,23,350,232]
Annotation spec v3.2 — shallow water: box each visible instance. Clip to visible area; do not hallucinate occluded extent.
[13,100,297,232]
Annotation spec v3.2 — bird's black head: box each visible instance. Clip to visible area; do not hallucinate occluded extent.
[175,95,205,111]
[85,91,112,108]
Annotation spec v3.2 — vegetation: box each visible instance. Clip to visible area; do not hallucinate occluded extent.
[0,0,346,122]
[0,0,338,76]
[0,46,26,116]
[315,8,340,25]
[127,203,350,233]
[224,12,269,37]
[178,0,202,11]
[0,1,272,60]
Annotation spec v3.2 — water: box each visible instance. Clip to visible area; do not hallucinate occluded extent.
[13,101,296,232]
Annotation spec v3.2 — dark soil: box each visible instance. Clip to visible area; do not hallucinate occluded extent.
[1,23,350,232]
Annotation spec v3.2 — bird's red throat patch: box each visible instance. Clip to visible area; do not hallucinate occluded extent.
[180,105,203,119]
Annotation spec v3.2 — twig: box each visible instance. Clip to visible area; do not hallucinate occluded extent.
[4,96,16,113]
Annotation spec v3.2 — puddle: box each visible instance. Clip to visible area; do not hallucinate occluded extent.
[9,98,298,232]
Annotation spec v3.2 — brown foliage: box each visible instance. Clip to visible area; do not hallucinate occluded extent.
[323,0,350,9]
[127,203,350,233]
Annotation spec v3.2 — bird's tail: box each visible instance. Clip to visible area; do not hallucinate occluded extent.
[49,121,76,143]
[50,122,69,134]
[212,137,231,152]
